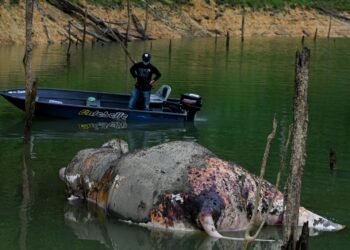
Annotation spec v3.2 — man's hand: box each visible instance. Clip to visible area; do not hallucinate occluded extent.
[150,80,156,87]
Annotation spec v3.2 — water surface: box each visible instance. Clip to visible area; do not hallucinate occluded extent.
[0,37,349,249]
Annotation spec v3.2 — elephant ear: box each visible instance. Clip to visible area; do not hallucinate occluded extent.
[102,138,129,154]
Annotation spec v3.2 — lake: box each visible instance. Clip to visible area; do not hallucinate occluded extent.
[0,37,349,249]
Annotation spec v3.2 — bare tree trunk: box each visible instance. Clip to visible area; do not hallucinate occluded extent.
[21,1,35,246]
[82,7,87,47]
[283,47,310,249]
[125,0,131,47]
[24,0,36,136]
[241,13,245,42]
[67,22,72,61]
[226,31,230,50]
[313,28,318,42]
[327,17,332,39]
[143,0,149,40]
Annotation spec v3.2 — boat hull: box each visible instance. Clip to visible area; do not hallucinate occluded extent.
[0,88,192,122]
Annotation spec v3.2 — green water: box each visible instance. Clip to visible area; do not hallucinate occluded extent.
[0,38,349,249]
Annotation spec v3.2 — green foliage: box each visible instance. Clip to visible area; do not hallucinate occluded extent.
[10,0,20,5]
[213,0,350,11]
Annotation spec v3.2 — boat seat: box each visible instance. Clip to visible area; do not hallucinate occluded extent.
[150,85,171,104]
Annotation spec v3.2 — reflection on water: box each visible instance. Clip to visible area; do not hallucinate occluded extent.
[64,201,284,250]
[0,117,198,151]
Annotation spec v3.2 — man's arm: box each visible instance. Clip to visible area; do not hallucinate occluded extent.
[130,63,138,78]
[151,65,161,82]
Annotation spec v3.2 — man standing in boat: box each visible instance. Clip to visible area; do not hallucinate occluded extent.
[128,53,161,110]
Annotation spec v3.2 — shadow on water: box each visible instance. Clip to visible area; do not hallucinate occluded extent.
[64,201,284,250]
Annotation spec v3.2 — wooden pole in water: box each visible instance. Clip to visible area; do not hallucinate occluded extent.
[226,31,230,50]
[23,0,36,136]
[82,7,87,47]
[169,39,172,57]
[215,32,218,47]
[283,47,310,249]
[313,28,318,42]
[330,148,337,170]
[301,35,305,46]
[241,13,245,42]
[327,17,332,40]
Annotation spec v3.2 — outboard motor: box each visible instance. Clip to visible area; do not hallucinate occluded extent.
[180,93,202,121]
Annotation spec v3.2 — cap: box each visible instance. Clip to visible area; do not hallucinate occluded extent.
[142,53,151,63]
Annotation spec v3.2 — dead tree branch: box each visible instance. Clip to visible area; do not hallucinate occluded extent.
[243,115,277,247]
[35,1,53,44]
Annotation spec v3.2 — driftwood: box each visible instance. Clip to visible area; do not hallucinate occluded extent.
[131,13,145,36]
[139,0,186,33]
[47,0,125,42]
[58,28,79,44]
[35,1,53,44]
[70,21,111,42]
[314,6,350,22]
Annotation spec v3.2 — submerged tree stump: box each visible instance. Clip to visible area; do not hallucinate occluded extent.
[283,47,310,249]
[330,148,337,170]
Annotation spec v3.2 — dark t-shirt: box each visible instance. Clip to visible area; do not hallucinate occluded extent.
[130,62,161,91]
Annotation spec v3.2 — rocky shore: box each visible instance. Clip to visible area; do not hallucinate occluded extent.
[0,0,349,45]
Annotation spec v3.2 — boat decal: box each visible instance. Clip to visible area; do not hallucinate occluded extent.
[78,109,128,120]
[49,99,63,104]
[8,90,25,94]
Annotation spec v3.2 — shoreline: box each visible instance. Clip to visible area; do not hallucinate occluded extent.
[0,0,350,46]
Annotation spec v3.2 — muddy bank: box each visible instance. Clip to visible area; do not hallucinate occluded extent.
[0,0,350,46]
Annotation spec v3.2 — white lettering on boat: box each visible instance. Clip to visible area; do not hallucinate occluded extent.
[49,99,63,104]
[78,109,128,120]
[8,90,25,94]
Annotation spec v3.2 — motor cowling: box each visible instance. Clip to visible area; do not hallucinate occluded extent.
[180,93,202,121]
